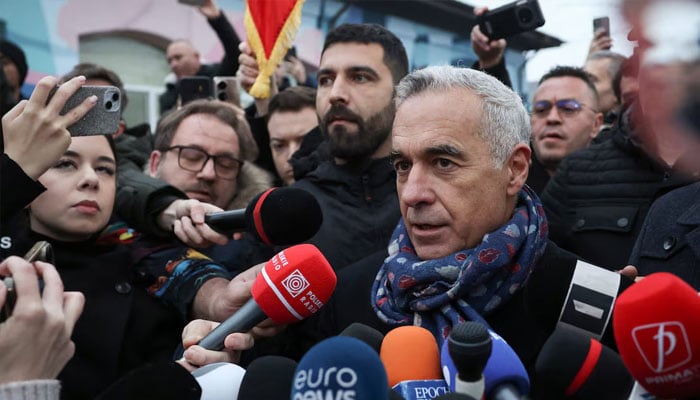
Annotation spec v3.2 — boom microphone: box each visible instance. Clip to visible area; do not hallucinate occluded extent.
[291,336,391,400]
[524,259,635,350]
[534,325,634,400]
[204,187,323,245]
[380,326,449,400]
[613,272,700,399]
[197,244,336,350]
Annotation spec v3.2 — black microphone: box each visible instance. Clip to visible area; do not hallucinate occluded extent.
[237,356,297,400]
[524,259,635,350]
[204,187,322,245]
[535,325,634,400]
[448,321,492,399]
[340,322,385,354]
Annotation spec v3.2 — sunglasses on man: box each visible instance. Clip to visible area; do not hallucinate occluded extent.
[531,99,597,118]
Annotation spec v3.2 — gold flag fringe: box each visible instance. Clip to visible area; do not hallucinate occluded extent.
[245,0,305,99]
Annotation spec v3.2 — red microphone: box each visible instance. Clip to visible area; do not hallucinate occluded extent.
[198,244,336,350]
[613,272,700,399]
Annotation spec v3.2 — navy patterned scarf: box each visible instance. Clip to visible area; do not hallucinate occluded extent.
[371,185,548,345]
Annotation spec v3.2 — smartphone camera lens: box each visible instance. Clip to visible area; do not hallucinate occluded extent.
[105,101,113,110]
[518,7,534,24]
[217,81,227,89]
[218,93,227,101]
[112,92,119,102]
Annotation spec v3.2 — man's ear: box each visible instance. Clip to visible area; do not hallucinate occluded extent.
[148,151,162,178]
[506,143,531,197]
[111,120,126,139]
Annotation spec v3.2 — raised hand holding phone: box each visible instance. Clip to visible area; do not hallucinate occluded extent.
[1,75,95,179]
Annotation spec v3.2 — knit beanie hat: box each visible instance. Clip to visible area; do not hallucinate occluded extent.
[0,40,28,86]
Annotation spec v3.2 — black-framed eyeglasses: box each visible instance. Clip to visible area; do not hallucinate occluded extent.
[164,145,243,180]
[530,99,596,118]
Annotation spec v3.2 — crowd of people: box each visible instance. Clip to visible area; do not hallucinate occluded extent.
[2,0,700,398]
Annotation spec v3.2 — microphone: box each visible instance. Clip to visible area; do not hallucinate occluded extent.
[613,272,700,399]
[442,329,530,400]
[534,325,634,400]
[237,356,297,400]
[447,321,492,399]
[204,187,323,245]
[191,362,246,400]
[198,244,336,350]
[95,361,201,400]
[524,259,635,350]
[433,394,479,400]
[340,322,385,354]
[380,326,449,400]
[291,336,391,400]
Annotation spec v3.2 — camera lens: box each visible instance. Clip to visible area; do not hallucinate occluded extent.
[217,81,227,89]
[518,8,534,24]
[218,93,227,101]
[105,101,113,110]
[112,92,119,101]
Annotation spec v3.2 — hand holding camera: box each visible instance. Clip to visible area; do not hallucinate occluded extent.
[0,256,84,384]
[471,7,507,69]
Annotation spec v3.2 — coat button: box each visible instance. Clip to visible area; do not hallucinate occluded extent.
[617,217,629,228]
[575,219,585,228]
[663,236,676,251]
[115,282,132,294]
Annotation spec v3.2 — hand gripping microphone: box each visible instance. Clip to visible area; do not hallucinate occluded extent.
[524,259,635,350]
[237,356,297,400]
[442,329,530,400]
[204,187,323,245]
[446,321,492,400]
[613,272,700,399]
[380,326,449,400]
[534,325,634,400]
[291,336,391,400]
[197,244,336,350]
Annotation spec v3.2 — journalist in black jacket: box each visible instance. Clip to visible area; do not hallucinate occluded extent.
[541,105,695,269]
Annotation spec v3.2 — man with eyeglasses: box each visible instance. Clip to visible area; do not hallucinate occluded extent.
[148,100,270,211]
[530,66,603,179]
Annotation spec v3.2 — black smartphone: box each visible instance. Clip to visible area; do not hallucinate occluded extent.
[593,16,610,36]
[51,85,122,136]
[476,0,546,40]
[1,241,52,322]
[213,76,241,107]
[179,76,213,106]
[178,0,206,6]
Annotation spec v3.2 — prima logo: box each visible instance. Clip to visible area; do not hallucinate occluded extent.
[281,269,310,298]
[632,321,692,373]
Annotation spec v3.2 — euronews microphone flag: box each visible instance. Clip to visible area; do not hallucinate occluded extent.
[245,0,305,98]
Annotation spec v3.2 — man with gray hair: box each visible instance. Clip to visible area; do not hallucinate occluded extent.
[276,65,581,374]
[584,50,627,126]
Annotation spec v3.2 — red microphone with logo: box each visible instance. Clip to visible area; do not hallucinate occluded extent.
[198,244,336,350]
[613,272,700,399]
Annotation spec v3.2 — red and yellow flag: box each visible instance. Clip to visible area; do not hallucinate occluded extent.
[245,0,305,98]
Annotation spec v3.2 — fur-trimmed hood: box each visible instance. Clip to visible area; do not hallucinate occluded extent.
[227,161,275,210]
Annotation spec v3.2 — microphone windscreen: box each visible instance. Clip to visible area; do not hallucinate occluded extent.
[340,322,384,354]
[291,336,390,400]
[237,356,297,400]
[252,244,336,324]
[613,272,700,399]
[535,325,633,400]
[245,187,322,245]
[380,326,442,387]
[95,361,201,400]
[191,362,246,400]
[482,330,530,397]
[524,259,634,349]
[448,321,492,381]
